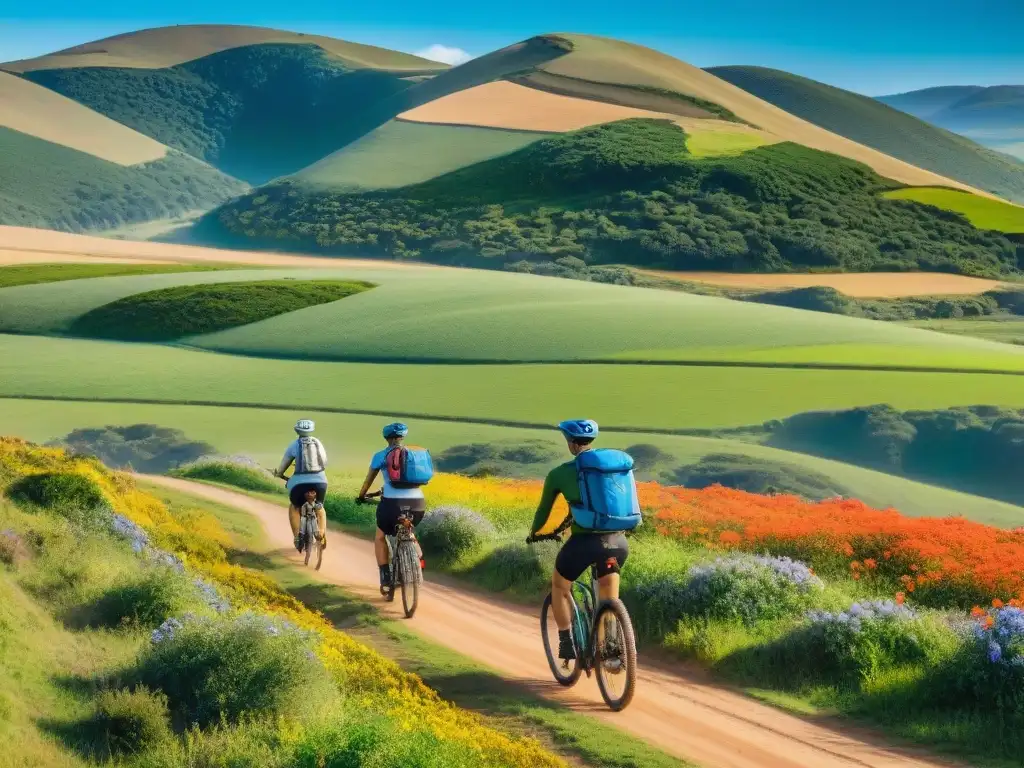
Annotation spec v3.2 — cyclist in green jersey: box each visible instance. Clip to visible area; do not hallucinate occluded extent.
[527,419,629,661]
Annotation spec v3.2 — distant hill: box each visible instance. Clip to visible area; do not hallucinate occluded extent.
[879,85,1024,162]
[5,26,448,184]
[708,65,1024,202]
[0,72,243,232]
[203,119,1022,277]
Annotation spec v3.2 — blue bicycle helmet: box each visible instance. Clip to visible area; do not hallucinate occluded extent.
[382,422,409,439]
[557,419,599,440]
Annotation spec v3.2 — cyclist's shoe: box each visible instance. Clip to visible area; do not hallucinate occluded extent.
[557,629,576,661]
[379,564,392,596]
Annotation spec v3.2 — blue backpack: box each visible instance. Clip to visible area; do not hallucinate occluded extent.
[385,446,434,488]
[569,449,642,532]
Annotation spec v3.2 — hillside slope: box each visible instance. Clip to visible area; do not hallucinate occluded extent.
[13,28,447,183]
[0,71,244,231]
[708,65,1024,202]
[206,119,1023,276]
[0,23,448,72]
[880,85,1024,162]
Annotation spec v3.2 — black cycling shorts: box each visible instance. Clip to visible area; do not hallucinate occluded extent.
[289,482,327,508]
[376,497,426,534]
[555,532,629,582]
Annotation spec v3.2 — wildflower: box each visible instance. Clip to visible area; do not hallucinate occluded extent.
[993,598,1005,609]
[863,558,878,570]
[895,592,906,605]
[972,606,987,618]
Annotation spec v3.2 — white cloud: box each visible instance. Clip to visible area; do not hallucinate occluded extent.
[415,44,473,66]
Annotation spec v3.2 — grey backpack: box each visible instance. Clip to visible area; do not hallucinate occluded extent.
[295,437,326,474]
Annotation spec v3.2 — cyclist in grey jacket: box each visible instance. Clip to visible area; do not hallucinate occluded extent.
[274,419,328,551]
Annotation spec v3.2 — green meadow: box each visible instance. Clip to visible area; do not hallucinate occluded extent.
[3,398,1024,527]
[883,187,1024,233]
[5,265,1024,371]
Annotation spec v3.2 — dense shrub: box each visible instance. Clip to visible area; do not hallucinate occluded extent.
[87,568,193,629]
[434,440,560,477]
[78,688,172,759]
[207,120,1024,277]
[767,404,1024,504]
[667,453,850,500]
[633,554,822,632]
[417,506,496,563]
[624,443,675,475]
[752,286,863,315]
[70,280,373,342]
[137,612,330,728]
[473,540,559,594]
[53,424,215,474]
[6,471,108,529]
[174,456,283,493]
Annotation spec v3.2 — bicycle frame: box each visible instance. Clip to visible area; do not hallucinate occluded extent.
[568,567,601,674]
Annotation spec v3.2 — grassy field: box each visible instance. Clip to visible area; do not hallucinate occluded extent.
[6,264,1024,369]
[682,125,773,157]
[5,334,1024,432]
[883,188,1024,233]
[906,317,1024,346]
[70,279,371,341]
[7,397,1024,526]
[295,120,546,190]
[0,262,225,288]
[0,126,244,232]
[707,65,1024,203]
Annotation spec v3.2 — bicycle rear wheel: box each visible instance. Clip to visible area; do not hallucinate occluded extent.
[541,593,583,687]
[396,540,420,618]
[594,599,637,711]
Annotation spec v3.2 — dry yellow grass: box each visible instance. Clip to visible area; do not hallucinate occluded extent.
[1,24,448,72]
[398,81,780,157]
[541,35,989,195]
[0,72,167,165]
[641,270,1008,298]
[399,80,672,132]
[0,225,444,269]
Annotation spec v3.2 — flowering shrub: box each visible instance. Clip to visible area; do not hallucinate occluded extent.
[417,505,496,562]
[173,455,282,494]
[137,611,328,727]
[801,600,946,681]
[632,554,823,630]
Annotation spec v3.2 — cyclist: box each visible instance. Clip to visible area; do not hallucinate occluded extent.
[274,419,328,552]
[527,419,630,662]
[356,422,426,592]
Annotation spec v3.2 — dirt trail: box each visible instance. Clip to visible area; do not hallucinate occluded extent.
[145,475,957,768]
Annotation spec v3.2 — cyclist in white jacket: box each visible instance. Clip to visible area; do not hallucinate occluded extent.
[274,419,328,551]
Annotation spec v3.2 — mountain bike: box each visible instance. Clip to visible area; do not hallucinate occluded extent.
[357,491,422,618]
[527,531,638,711]
[274,471,323,571]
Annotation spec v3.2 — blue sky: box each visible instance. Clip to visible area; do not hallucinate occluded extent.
[1,0,1021,95]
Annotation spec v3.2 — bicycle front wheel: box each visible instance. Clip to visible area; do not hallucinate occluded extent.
[541,593,583,687]
[594,599,637,711]
[395,541,421,618]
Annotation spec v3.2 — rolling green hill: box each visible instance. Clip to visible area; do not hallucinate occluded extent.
[707,66,1024,202]
[22,42,443,184]
[0,126,245,232]
[878,86,987,119]
[6,264,1024,373]
[294,120,549,191]
[204,119,1023,277]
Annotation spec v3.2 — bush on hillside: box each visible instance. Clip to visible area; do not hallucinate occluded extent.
[174,456,282,492]
[767,404,1024,504]
[752,286,863,316]
[70,280,373,342]
[137,612,330,728]
[630,554,823,635]
[76,688,172,759]
[6,471,109,530]
[624,443,675,476]
[667,453,850,501]
[207,120,1024,277]
[53,424,215,474]
[473,540,559,594]
[417,506,496,563]
[86,568,194,629]
[435,440,560,477]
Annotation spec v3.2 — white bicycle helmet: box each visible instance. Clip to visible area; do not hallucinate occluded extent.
[294,419,315,435]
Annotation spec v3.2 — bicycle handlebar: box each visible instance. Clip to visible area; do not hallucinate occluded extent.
[356,491,382,505]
